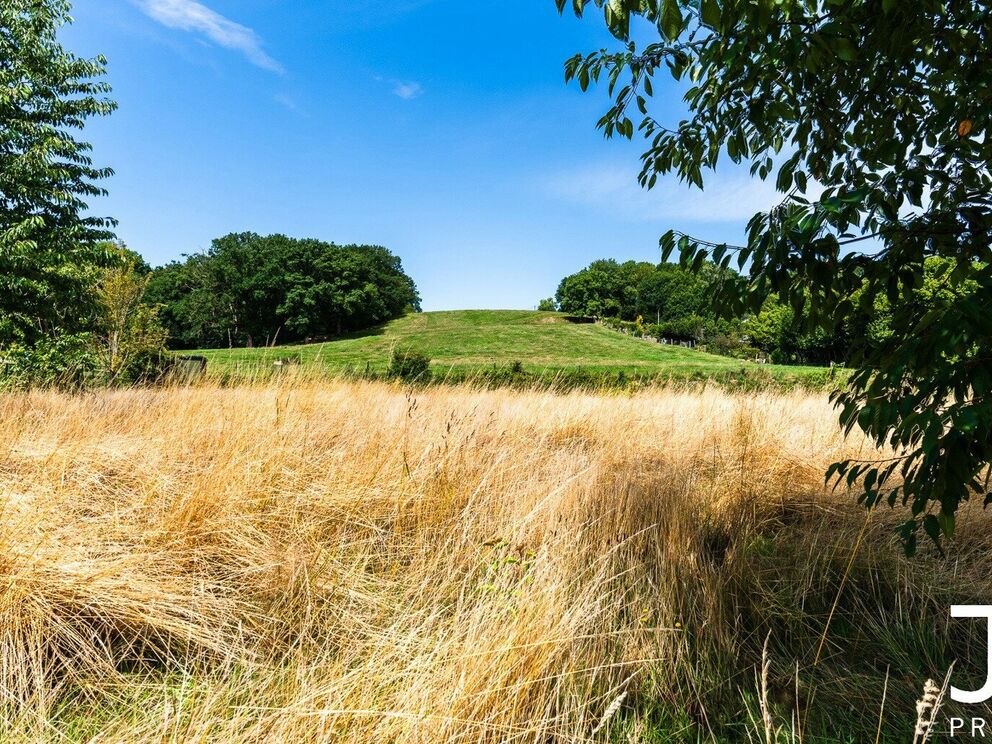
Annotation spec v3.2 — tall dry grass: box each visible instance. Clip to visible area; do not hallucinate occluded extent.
[0,380,988,741]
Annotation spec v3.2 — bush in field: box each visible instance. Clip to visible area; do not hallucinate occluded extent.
[93,251,169,384]
[388,348,431,382]
[0,246,169,388]
[708,334,761,361]
[0,334,100,389]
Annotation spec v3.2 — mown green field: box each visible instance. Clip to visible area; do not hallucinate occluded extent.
[191,310,835,387]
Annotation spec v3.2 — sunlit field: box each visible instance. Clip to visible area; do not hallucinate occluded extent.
[1,380,989,742]
[190,311,834,389]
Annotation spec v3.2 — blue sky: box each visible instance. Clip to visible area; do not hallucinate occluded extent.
[65,0,777,310]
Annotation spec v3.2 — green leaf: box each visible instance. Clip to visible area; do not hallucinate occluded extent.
[700,0,720,28]
[605,0,630,39]
[832,37,857,61]
[922,515,944,549]
[937,511,956,539]
[660,0,683,41]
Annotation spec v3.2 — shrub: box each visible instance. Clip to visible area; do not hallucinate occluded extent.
[93,256,170,384]
[0,334,101,389]
[117,350,172,384]
[707,334,761,360]
[0,334,171,389]
[388,348,431,382]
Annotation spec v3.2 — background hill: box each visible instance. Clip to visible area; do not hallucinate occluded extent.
[193,310,832,386]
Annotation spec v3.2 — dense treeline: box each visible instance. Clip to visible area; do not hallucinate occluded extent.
[547,258,973,366]
[549,259,776,355]
[549,258,839,363]
[145,233,421,349]
[554,258,724,324]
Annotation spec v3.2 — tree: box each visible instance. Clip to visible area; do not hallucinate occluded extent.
[0,0,117,345]
[146,234,422,349]
[92,247,167,383]
[277,239,421,338]
[538,298,557,311]
[633,261,708,322]
[555,259,656,318]
[556,263,622,317]
[555,259,737,333]
[740,296,851,365]
[558,0,991,551]
[142,255,232,349]
[742,299,793,361]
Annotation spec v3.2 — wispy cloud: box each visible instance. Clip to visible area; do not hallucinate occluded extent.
[133,0,283,73]
[541,162,795,224]
[273,93,305,115]
[392,81,424,100]
[374,74,424,100]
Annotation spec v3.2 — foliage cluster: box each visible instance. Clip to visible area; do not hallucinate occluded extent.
[0,0,117,347]
[555,258,857,364]
[554,258,719,322]
[387,348,432,382]
[558,0,991,547]
[145,233,421,349]
[0,245,170,388]
[0,3,170,387]
[92,250,170,384]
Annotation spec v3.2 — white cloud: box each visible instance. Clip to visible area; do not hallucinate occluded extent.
[273,93,306,115]
[373,74,424,100]
[391,81,424,100]
[134,0,283,73]
[541,162,797,224]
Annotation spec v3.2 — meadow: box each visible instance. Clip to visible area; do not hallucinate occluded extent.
[2,378,988,742]
[190,311,834,388]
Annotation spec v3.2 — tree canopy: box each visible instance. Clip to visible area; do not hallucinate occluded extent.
[558,0,991,550]
[0,0,117,345]
[146,233,421,349]
[555,259,715,322]
[553,257,860,363]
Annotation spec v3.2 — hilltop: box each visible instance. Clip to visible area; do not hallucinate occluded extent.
[192,310,832,387]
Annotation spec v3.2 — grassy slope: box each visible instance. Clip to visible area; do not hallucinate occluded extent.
[192,310,829,384]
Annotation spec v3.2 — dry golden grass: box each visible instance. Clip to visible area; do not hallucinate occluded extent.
[0,380,988,741]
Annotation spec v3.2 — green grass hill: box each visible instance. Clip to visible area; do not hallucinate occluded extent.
[190,310,835,388]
